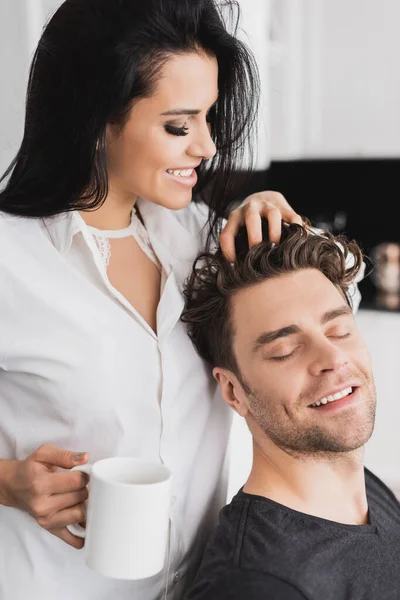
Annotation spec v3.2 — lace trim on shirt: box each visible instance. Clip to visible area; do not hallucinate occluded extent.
[91,209,161,272]
[92,235,111,268]
[132,210,162,271]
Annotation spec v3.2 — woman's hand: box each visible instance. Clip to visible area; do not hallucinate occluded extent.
[220,190,303,262]
[4,444,89,549]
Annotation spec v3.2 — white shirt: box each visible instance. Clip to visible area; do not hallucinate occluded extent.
[0,199,232,600]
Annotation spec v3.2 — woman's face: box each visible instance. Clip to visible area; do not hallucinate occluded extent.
[106,52,218,210]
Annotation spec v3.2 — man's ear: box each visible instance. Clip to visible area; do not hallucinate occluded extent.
[213,367,249,417]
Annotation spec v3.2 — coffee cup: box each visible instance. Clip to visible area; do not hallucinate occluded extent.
[66,456,172,580]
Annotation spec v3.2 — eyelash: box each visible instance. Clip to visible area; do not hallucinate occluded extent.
[164,124,189,137]
[164,108,215,138]
[270,332,352,362]
[271,352,296,362]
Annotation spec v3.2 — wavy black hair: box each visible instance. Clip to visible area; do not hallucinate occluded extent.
[0,0,259,240]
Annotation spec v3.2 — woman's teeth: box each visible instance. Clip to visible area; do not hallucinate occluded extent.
[166,168,194,177]
[310,386,353,408]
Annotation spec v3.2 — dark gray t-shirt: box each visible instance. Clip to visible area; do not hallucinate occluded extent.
[186,469,400,600]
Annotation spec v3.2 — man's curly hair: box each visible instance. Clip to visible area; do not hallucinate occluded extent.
[181,220,365,375]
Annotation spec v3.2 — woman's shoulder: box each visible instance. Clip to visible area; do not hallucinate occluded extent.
[0,212,49,266]
[0,211,42,235]
[172,201,210,237]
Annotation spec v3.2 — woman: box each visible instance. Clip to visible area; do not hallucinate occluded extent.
[0,1,302,599]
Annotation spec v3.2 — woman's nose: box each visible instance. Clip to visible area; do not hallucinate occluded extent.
[187,123,217,160]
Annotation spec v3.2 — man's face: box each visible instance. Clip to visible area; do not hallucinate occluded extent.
[228,268,376,457]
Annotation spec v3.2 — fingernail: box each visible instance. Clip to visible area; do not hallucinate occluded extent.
[82,473,90,485]
[74,452,87,463]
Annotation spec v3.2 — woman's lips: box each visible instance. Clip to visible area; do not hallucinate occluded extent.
[165,168,198,188]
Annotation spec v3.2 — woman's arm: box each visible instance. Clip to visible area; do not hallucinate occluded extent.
[0,459,17,506]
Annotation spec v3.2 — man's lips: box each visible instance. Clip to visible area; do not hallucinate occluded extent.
[308,386,361,410]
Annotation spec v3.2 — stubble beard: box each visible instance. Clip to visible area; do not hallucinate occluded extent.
[241,373,377,459]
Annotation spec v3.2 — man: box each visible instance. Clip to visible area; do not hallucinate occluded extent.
[181,222,400,600]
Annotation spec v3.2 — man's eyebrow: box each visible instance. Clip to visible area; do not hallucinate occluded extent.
[252,305,353,354]
[252,325,300,353]
[160,108,200,116]
[321,305,353,324]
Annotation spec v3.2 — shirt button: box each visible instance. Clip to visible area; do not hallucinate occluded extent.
[173,572,181,584]
[171,495,177,506]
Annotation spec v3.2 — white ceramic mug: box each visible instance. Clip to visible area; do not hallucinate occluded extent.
[67,457,172,580]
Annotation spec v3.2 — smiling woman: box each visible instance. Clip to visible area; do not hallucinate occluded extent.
[102,52,218,217]
[0,2,305,599]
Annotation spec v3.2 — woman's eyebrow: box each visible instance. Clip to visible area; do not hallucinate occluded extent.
[160,108,200,116]
[161,99,218,117]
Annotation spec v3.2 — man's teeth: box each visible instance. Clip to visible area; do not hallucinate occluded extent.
[310,387,353,408]
[166,168,194,177]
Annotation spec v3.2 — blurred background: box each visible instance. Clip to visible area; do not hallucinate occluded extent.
[1,0,400,495]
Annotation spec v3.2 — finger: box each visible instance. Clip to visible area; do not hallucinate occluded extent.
[50,527,85,550]
[34,445,89,469]
[244,209,263,248]
[44,503,87,530]
[290,213,304,225]
[262,207,284,244]
[259,191,301,224]
[50,488,89,513]
[220,212,244,262]
[46,470,89,494]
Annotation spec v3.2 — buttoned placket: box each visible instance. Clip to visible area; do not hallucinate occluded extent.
[44,205,208,598]
[77,211,192,598]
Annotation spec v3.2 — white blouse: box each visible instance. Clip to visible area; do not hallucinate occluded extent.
[0,199,232,600]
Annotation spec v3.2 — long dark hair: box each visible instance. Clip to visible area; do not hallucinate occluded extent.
[0,0,259,239]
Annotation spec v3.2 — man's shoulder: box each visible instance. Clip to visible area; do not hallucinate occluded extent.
[365,467,400,513]
[188,492,304,594]
[186,567,308,600]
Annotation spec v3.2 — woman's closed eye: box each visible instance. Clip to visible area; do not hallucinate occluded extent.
[164,123,189,136]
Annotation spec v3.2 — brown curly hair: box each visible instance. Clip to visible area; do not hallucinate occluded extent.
[181,221,365,374]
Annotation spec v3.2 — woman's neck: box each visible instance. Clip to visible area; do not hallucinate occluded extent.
[80,188,137,231]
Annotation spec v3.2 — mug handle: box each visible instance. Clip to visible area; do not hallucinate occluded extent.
[66,464,93,538]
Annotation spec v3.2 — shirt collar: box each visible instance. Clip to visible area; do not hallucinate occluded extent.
[42,211,83,255]
[136,198,203,282]
[43,200,203,284]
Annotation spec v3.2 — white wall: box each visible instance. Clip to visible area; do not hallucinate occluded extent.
[237,0,271,169]
[0,0,62,176]
[269,0,400,159]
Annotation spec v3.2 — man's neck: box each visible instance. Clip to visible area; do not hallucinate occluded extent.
[243,440,369,525]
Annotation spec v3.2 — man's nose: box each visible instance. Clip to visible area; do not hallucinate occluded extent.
[308,338,349,376]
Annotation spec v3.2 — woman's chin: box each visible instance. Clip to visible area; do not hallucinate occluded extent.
[145,190,193,211]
